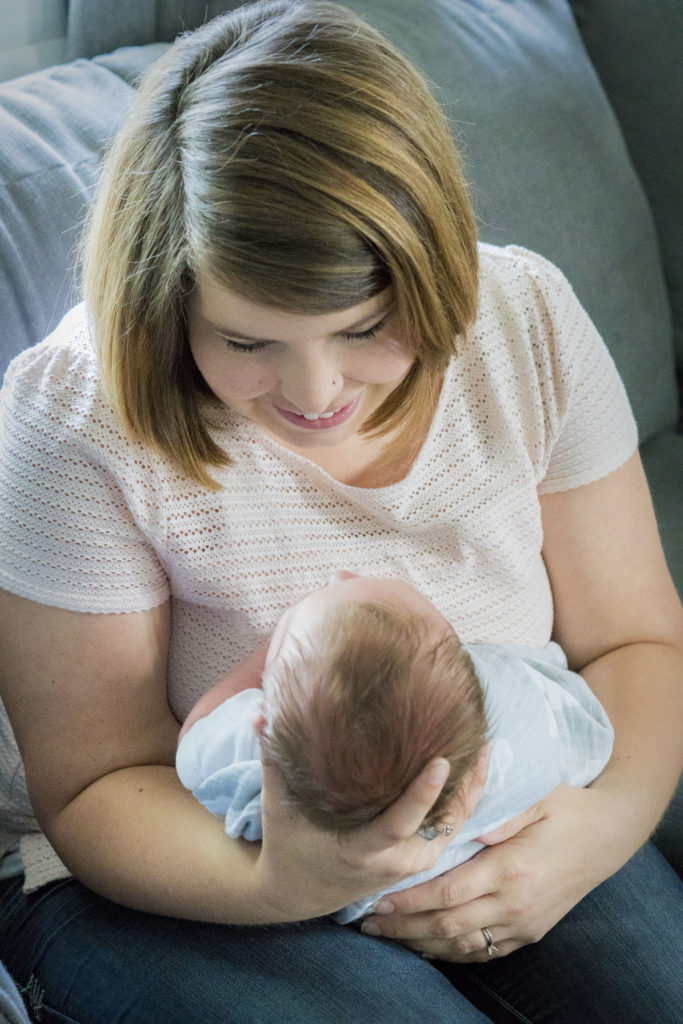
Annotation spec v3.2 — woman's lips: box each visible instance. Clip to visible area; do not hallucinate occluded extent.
[274,398,358,430]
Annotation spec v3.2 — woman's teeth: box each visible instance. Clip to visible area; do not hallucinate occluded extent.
[302,408,341,420]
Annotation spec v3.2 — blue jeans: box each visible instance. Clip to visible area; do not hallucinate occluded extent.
[0,843,681,1023]
[0,961,31,1024]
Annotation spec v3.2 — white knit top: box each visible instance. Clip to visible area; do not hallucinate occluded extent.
[0,244,638,891]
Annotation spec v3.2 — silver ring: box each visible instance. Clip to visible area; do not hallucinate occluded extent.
[481,927,500,958]
[417,823,455,841]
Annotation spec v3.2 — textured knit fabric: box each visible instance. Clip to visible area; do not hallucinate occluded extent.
[176,640,614,923]
[0,244,637,890]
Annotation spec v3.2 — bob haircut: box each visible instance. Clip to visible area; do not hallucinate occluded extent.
[83,0,479,487]
[260,600,487,831]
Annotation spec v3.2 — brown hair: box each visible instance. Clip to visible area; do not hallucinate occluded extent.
[260,600,487,830]
[84,0,479,487]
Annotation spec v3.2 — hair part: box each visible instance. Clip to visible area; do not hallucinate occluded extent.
[260,600,487,831]
[83,0,479,487]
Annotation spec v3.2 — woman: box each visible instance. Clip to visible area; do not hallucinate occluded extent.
[0,2,681,1021]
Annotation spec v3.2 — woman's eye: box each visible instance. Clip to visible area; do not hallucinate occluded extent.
[221,338,268,354]
[218,318,387,351]
[343,320,385,343]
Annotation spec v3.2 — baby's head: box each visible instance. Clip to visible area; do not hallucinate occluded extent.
[259,575,487,831]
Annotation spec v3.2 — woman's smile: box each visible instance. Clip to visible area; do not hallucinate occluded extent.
[188,275,414,450]
[274,398,359,430]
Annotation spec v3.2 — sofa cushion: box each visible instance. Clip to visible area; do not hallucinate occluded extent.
[66,0,228,60]
[0,45,167,375]
[569,0,683,374]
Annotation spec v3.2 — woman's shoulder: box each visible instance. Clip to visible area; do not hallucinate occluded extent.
[2,304,103,428]
[476,242,572,307]
[477,241,565,276]
[0,304,162,474]
[459,243,594,404]
[0,303,176,503]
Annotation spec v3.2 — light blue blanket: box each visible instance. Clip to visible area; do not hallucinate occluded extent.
[177,641,613,923]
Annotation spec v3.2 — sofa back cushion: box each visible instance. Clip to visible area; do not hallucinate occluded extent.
[0,46,166,376]
[569,0,683,373]
[0,0,677,442]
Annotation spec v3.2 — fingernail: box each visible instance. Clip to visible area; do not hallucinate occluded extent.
[427,760,449,786]
[372,899,395,915]
[361,920,381,935]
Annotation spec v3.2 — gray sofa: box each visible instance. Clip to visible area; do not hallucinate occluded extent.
[1,0,680,881]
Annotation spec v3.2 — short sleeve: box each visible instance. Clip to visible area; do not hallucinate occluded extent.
[0,310,170,613]
[508,247,639,494]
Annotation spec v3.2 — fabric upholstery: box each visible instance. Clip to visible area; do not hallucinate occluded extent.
[0,46,166,374]
[66,0,230,60]
[569,0,683,370]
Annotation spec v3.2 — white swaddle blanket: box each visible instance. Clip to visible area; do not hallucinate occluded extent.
[177,641,613,923]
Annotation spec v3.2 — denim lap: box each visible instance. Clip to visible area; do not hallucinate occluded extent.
[0,878,486,1024]
[1,841,681,1024]
[439,842,683,1024]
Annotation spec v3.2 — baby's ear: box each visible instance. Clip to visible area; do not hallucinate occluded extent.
[252,710,268,739]
[461,744,490,818]
[324,569,357,585]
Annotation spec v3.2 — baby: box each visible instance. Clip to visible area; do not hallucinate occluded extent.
[176,574,614,923]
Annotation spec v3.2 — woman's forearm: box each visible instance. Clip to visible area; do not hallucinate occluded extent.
[44,757,459,926]
[581,640,683,858]
[43,765,288,924]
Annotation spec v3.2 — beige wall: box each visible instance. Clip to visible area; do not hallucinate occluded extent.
[0,0,68,82]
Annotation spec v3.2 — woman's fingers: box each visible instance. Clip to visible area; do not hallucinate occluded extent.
[358,758,452,851]
[367,848,493,918]
[361,886,515,964]
[405,929,515,964]
[362,889,498,940]
[475,800,544,846]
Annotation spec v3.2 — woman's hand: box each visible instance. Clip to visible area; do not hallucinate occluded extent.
[359,454,683,962]
[253,755,473,922]
[359,784,623,962]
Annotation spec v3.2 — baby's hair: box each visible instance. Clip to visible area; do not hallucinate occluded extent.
[260,600,487,830]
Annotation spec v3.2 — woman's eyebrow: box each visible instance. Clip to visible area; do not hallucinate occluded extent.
[199,303,395,344]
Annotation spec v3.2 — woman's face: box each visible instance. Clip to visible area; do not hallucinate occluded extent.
[188,274,414,451]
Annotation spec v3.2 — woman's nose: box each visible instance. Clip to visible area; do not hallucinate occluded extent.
[279,348,344,415]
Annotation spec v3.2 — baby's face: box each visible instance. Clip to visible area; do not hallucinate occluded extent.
[266,572,453,669]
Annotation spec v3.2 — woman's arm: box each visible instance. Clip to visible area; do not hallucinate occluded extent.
[540,452,683,845]
[359,452,683,959]
[0,591,463,923]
